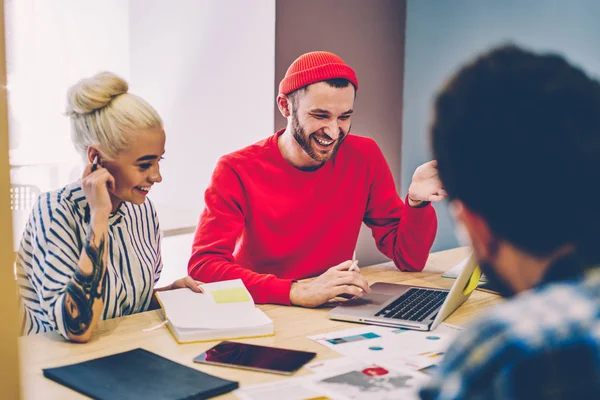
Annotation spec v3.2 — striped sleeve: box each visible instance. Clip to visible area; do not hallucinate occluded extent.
[147,198,163,285]
[18,193,80,339]
[16,207,42,336]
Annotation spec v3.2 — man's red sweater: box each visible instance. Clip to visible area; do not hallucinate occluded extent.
[188,131,437,305]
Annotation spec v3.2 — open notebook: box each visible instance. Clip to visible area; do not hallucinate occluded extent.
[156,279,274,343]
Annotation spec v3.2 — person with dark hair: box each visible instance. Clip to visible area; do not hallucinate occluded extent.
[419,44,600,399]
[189,51,446,308]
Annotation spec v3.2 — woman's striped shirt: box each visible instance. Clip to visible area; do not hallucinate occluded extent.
[16,181,163,338]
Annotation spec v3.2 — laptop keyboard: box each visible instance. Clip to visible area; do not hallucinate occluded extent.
[374,288,449,322]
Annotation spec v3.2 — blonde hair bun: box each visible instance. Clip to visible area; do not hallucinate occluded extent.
[66,71,129,116]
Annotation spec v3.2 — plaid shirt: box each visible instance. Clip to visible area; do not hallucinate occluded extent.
[420,257,600,400]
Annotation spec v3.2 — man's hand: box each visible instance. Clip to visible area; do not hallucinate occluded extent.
[407,160,447,205]
[289,260,371,308]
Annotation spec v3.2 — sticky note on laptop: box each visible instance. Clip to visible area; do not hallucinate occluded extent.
[210,287,251,304]
[462,265,482,296]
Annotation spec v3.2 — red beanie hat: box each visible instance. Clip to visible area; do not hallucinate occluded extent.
[278,51,358,95]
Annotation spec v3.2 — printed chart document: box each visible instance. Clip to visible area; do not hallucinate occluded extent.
[234,377,332,400]
[236,357,429,400]
[236,324,462,400]
[156,279,273,343]
[308,323,461,372]
[307,358,429,400]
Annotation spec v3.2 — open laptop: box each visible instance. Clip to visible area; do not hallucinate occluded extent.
[329,251,480,331]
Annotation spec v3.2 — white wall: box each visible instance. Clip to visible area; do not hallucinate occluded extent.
[7,0,130,246]
[128,0,276,226]
[7,0,129,167]
[402,0,600,251]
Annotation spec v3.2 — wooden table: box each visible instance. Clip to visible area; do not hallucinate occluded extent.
[19,247,501,399]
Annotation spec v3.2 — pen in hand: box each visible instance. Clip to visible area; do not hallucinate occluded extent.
[349,250,359,272]
[337,252,361,300]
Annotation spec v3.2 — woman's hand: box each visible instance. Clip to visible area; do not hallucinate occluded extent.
[157,276,204,293]
[150,277,204,310]
[81,157,115,219]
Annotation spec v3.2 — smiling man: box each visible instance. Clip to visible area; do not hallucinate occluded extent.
[189,52,445,307]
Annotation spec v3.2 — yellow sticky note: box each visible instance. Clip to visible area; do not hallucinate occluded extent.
[211,287,251,304]
[463,265,482,296]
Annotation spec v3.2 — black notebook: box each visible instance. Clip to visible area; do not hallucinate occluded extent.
[43,348,238,400]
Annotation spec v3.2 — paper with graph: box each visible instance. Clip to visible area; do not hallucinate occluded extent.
[237,357,429,400]
[308,323,462,372]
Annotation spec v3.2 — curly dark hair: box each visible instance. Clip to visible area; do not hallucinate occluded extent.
[431,44,600,263]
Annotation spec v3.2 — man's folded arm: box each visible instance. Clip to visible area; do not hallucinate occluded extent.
[188,159,293,304]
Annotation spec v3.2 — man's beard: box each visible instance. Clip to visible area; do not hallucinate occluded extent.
[291,110,346,166]
[478,260,518,297]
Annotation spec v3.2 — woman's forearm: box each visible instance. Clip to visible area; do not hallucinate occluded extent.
[62,216,109,342]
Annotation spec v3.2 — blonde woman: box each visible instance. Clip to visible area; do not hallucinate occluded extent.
[16,72,201,343]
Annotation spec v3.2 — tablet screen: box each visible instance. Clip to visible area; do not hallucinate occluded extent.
[194,341,317,375]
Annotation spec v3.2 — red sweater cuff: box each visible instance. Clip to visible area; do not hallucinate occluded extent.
[259,277,293,305]
[404,194,434,221]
